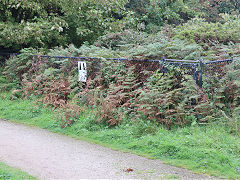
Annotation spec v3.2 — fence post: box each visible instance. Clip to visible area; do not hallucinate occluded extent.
[161,56,165,63]
[198,59,204,88]
[161,56,167,74]
[193,65,197,81]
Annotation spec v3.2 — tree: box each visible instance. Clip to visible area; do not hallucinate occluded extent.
[0,0,67,51]
[0,0,130,51]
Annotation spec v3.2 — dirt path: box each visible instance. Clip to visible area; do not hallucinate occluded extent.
[0,120,215,179]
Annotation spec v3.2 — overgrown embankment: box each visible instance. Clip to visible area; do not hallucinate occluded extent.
[1,44,240,131]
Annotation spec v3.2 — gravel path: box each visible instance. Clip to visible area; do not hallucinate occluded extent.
[0,120,215,179]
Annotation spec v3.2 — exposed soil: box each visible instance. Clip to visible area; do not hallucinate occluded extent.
[0,120,215,179]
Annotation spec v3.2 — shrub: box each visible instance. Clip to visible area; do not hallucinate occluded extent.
[131,66,211,129]
[173,14,240,45]
[2,42,239,132]
[203,58,240,134]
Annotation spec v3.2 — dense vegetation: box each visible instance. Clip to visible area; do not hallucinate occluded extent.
[0,0,240,178]
[0,0,240,51]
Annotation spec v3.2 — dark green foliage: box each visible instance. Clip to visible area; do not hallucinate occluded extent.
[0,18,67,50]
[126,0,199,33]
[0,0,67,50]
[196,0,240,22]
[1,0,239,52]
[173,15,240,45]
[0,0,133,51]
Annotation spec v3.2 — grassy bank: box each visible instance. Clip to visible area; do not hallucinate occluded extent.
[0,94,240,179]
[0,161,36,180]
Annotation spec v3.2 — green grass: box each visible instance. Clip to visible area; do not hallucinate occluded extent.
[0,95,240,179]
[0,161,37,180]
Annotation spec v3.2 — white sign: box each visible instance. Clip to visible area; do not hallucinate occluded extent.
[78,61,87,82]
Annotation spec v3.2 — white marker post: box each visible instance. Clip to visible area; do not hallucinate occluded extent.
[78,61,87,82]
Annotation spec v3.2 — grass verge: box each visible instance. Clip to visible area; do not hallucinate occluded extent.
[0,161,36,180]
[0,94,240,179]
